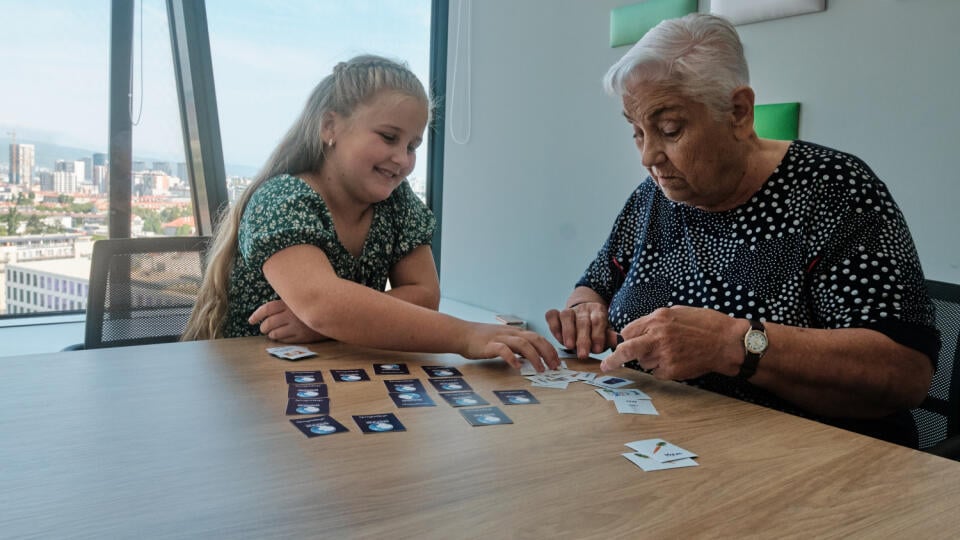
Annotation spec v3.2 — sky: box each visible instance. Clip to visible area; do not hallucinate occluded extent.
[1,0,433,176]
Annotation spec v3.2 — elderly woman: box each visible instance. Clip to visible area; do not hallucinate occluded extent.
[545,13,938,447]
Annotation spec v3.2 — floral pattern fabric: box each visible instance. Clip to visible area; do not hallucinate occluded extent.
[224,174,435,337]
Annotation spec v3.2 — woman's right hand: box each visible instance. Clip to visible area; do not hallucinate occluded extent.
[460,323,561,372]
[545,302,618,359]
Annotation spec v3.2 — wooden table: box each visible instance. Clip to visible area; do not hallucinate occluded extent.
[2,336,959,538]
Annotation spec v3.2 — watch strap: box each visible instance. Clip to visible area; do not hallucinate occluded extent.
[737,319,765,380]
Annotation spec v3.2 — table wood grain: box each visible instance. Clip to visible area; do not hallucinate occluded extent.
[2,336,959,538]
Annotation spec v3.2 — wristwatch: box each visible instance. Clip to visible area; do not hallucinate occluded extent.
[738,319,768,380]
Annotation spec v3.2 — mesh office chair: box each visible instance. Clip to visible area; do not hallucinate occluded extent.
[80,236,211,349]
[911,279,960,457]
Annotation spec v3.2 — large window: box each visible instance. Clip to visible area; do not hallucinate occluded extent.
[0,0,442,319]
[205,0,434,205]
[0,0,194,317]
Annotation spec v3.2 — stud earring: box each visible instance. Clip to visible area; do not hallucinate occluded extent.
[327,139,335,147]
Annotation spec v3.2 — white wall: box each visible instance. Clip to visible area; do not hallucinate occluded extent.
[439,0,960,337]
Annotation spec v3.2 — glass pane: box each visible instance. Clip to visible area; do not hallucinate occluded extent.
[1,0,109,316]
[205,0,433,205]
[130,1,192,238]
[0,0,189,317]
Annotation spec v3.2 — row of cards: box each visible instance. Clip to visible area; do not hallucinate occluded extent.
[290,405,521,437]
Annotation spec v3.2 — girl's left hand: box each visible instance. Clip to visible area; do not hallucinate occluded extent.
[248,299,329,343]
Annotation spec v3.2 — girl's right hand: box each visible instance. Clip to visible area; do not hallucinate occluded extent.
[461,323,561,373]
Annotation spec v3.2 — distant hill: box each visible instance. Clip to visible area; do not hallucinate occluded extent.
[0,135,258,178]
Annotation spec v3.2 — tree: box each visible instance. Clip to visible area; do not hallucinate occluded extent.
[5,207,21,234]
[25,215,44,234]
[176,223,193,236]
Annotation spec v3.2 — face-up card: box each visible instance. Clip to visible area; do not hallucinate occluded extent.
[353,413,406,433]
[373,363,410,375]
[575,372,597,382]
[493,389,540,405]
[288,384,328,399]
[286,398,330,415]
[285,370,324,384]
[621,452,698,471]
[267,346,317,361]
[557,347,579,359]
[460,406,514,427]
[383,378,427,394]
[525,375,569,389]
[625,439,697,463]
[439,391,489,408]
[595,388,651,401]
[389,391,436,408]
[428,377,473,393]
[330,369,370,382]
[586,375,634,390]
[422,365,463,378]
[613,396,659,415]
[290,415,349,437]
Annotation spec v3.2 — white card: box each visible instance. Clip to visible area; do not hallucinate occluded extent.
[528,377,569,389]
[519,359,568,376]
[595,388,650,401]
[575,372,597,382]
[625,439,697,463]
[613,396,659,415]
[266,346,316,360]
[557,348,579,359]
[622,452,698,471]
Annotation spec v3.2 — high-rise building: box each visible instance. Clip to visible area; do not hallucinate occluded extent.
[152,161,172,175]
[93,153,107,167]
[9,143,36,186]
[80,157,93,181]
[53,160,84,194]
[177,162,188,183]
[93,164,109,194]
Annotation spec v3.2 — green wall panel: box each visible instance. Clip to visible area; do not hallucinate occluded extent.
[610,0,698,47]
[754,102,800,140]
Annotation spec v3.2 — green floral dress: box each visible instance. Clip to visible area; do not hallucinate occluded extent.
[223,174,436,337]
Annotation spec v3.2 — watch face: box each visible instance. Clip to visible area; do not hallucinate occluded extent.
[745,330,768,354]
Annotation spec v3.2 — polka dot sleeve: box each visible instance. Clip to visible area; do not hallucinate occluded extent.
[575,185,650,301]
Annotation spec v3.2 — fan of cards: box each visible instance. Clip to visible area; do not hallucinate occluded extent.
[520,359,659,416]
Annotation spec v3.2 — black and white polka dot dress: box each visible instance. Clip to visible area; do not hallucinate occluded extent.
[577,140,937,445]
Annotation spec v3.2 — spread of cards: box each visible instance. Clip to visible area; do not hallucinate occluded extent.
[271,344,698,472]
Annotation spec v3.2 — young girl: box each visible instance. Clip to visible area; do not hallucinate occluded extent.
[183,55,558,371]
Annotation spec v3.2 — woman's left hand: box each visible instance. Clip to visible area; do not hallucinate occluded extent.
[600,306,745,380]
[248,299,329,343]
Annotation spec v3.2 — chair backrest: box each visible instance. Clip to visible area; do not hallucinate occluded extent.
[85,236,210,349]
[912,279,960,449]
